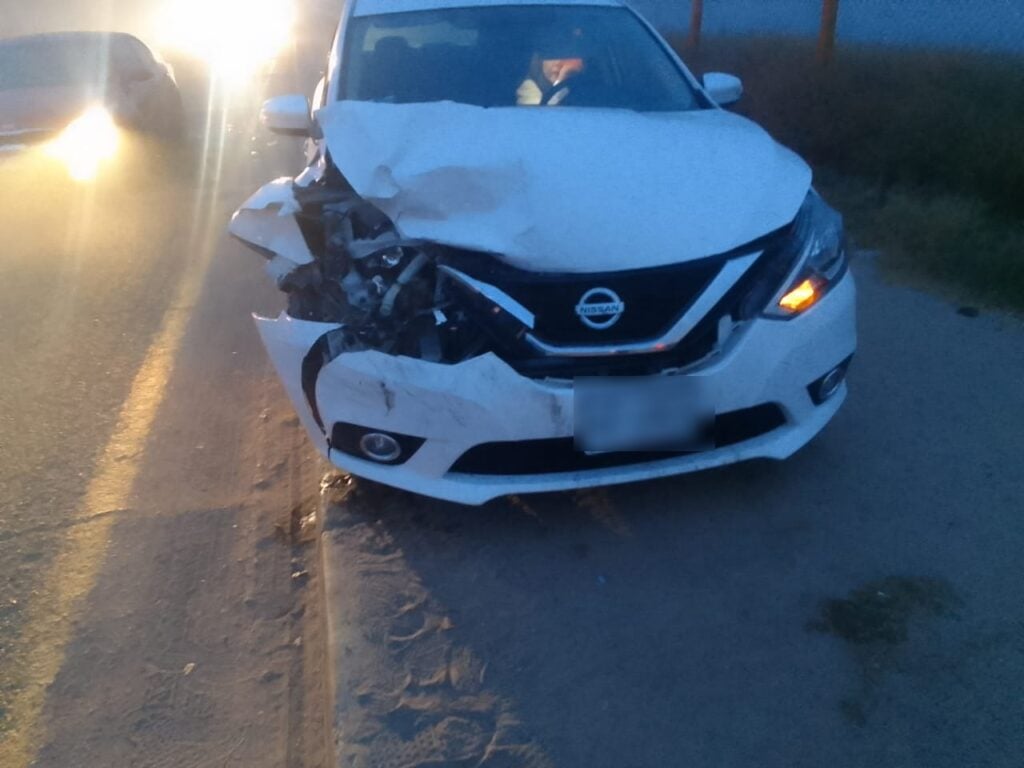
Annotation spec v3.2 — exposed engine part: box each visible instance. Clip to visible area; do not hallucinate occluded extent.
[232,174,767,377]
[232,177,491,366]
[380,252,430,318]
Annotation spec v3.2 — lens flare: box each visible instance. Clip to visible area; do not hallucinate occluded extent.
[46,106,120,182]
[158,0,295,85]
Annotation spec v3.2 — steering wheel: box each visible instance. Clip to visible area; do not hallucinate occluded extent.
[543,83,571,106]
[542,69,590,106]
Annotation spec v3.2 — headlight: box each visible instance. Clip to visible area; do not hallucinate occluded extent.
[765,191,847,318]
[45,106,120,182]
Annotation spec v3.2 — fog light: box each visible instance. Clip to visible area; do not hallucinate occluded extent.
[333,423,425,465]
[358,434,401,462]
[359,432,402,462]
[816,367,846,402]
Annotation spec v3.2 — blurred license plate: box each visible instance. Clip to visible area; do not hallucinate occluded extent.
[574,376,713,453]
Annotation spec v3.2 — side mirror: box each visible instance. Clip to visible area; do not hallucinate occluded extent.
[260,94,313,137]
[703,72,743,106]
[312,76,327,110]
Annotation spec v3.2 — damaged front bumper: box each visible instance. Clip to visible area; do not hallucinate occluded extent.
[257,271,856,505]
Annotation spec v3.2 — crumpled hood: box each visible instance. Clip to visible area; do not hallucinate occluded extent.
[318,101,812,273]
[0,86,105,136]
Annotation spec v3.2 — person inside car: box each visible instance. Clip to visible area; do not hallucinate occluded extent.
[516,51,585,105]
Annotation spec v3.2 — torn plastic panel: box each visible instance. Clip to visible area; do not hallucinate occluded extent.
[229,178,314,288]
[233,175,498,367]
[255,311,575,463]
[255,315,336,455]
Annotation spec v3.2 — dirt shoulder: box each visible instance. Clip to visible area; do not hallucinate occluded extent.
[320,259,1024,768]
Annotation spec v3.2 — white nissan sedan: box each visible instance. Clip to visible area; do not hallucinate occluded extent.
[231,0,857,504]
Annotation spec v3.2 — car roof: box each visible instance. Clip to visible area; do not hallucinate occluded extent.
[0,31,144,50]
[352,0,624,19]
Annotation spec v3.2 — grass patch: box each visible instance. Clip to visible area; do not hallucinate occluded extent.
[818,173,1024,310]
[672,36,1024,310]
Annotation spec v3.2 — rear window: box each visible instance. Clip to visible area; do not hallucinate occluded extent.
[340,5,702,111]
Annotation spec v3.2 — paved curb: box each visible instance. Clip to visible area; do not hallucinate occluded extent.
[317,485,344,768]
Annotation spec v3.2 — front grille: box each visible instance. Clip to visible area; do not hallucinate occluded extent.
[442,225,795,375]
[505,259,724,345]
[508,321,719,378]
[445,249,728,347]
[448,404,786,476]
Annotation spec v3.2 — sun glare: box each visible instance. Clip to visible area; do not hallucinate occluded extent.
[158,0,296,85]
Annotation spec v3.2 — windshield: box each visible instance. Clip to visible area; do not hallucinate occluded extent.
[0,37,116,91]
[340,5,703,111]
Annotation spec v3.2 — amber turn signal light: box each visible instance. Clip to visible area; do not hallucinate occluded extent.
[778,278,820,313]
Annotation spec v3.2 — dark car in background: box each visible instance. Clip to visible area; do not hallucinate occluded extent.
[0,31,183,180]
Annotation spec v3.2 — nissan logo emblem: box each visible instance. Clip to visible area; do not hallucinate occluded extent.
[575,287,626,330]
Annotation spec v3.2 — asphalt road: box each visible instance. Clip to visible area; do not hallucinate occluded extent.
[0,6,336,765]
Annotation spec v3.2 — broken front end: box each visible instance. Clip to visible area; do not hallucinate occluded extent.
[231,166,855,505]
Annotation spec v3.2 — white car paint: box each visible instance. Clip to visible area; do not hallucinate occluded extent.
[318,100,812,272]
[229,178,314,285]
[260,94,314,136]
[256,273,856,505]
[702,72,744,105]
